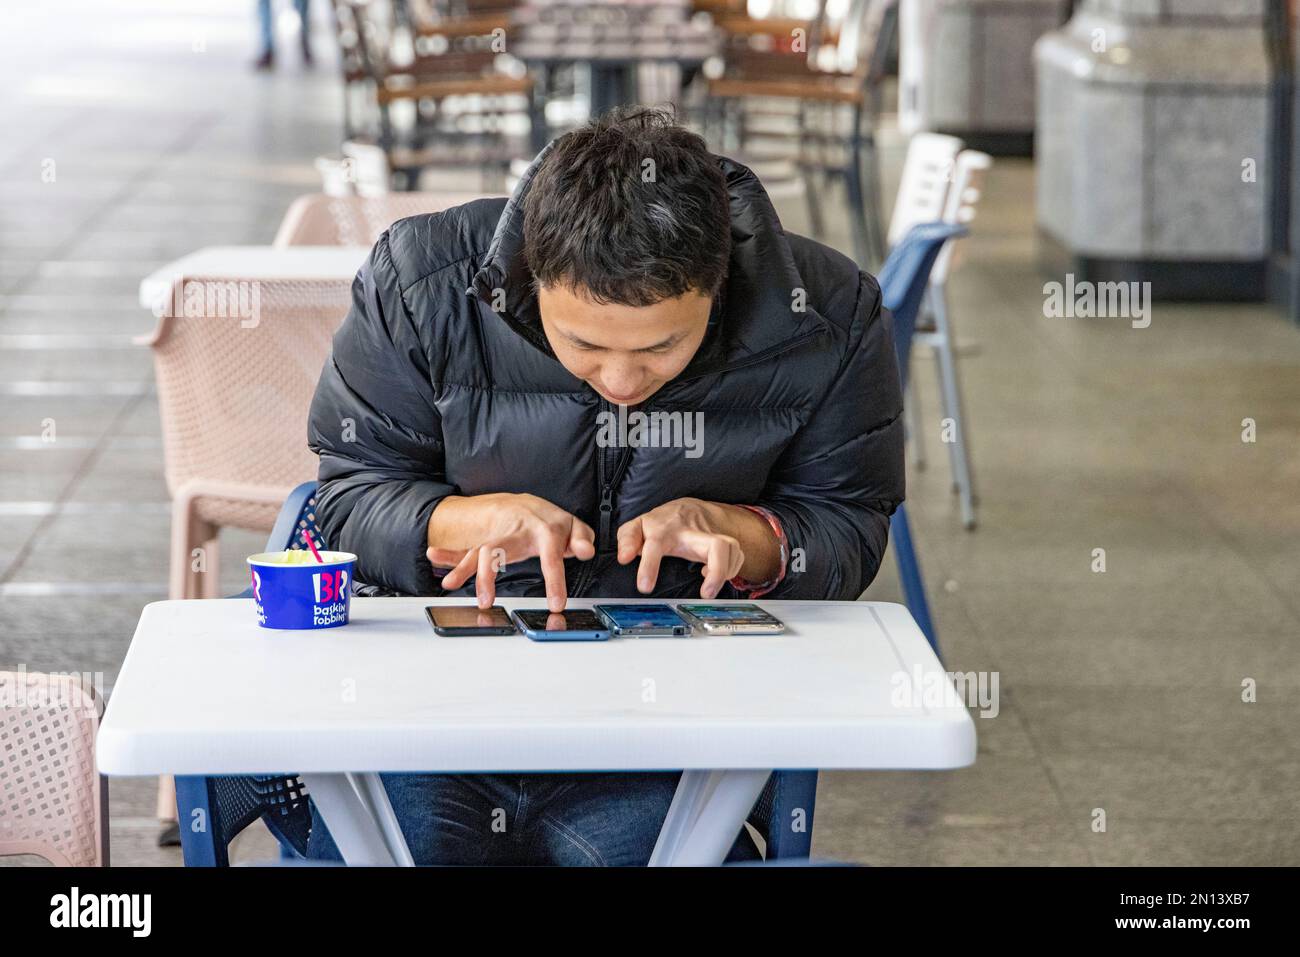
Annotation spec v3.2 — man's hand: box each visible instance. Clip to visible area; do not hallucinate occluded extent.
[617,498,781,599]
[427,493,595,611]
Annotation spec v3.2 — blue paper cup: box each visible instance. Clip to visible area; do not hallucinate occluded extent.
[246,551,357,630]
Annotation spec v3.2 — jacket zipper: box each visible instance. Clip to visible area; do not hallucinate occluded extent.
[571,400,634,598]
[566,328,824,597]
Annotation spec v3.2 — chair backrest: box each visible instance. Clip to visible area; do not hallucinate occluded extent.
[878,221,967,386]
[338,0,394,67]
[887,131,964,248]
[143,278,354,512]
[267,481,327,555]
[717,2,826,81]
[930,148,992,284]
[392,0,524,83]
[315,143,392,198]
[342,141,394,197]
[177,482,325,866]
[0,671,106,867]
[816,0,896,81]
[331,0,371,86]
[273,191,495,246]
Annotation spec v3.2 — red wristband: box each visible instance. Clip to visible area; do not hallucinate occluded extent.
[728,505,788,598]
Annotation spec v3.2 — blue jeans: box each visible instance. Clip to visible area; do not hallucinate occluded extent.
[306,772,760,865]
[256,0,310,55]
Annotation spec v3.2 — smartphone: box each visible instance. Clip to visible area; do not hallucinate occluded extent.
[595,603,691,638]
[425,604,516,636]
[677,603,786,635]
[513,608,611,642]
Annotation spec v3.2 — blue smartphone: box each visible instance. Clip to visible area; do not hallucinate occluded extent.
[595,603,691,638]
[512,608,611,642]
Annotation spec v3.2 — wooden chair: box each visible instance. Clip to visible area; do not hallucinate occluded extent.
[336,0,539,189]
[705,0,899,269]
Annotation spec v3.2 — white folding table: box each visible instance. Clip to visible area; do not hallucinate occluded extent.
[98,597,976,866]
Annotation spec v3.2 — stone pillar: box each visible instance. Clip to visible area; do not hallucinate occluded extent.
[1035,0,1273,299]
[899,0,1069,154]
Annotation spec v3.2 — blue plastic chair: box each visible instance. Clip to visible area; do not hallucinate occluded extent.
[878,221,969,659]
[178,481,816,863]
[176,482,321,866]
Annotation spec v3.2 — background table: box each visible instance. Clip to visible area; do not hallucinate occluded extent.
[511,0,719,115]
[98,597,976,866]
[138,246,369,315]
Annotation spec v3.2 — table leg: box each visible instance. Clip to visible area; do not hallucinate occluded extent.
[355,772,416,866]
[648,769,772,867]
[300,772,415,866]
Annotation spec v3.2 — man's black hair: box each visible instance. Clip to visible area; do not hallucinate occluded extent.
[523,107,732,307]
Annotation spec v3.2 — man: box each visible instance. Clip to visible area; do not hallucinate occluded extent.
[306,108,904,865]
[252,0,312,70]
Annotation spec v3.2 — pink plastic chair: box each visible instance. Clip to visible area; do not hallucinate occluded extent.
[272,192,498,247]
[140,278,356,602]
[141,276,356,822]
[145,191,491,821]
[0,671,108,867]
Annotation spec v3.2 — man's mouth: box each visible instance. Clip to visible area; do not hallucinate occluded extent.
[600,389,649,405]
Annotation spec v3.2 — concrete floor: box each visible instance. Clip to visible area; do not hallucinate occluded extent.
[2,1,1298,867]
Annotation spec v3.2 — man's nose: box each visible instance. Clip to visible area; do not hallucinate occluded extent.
[600,361,645,400]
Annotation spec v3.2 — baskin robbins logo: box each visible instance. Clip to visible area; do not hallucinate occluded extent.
[246,550,356,630]
[251,568,267,625]
[311,567,349,626]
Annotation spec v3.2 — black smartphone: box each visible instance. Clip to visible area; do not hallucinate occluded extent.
[425,604,516,636]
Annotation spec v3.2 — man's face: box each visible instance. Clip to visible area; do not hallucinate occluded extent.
[537,284,712,406]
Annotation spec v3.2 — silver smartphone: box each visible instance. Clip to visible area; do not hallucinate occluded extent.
[676,603,786,635]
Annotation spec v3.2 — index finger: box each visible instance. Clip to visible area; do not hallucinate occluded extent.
[701,536,741,600]
[637,532,666,595]
[536,527,569,613]
[474,543,500,609]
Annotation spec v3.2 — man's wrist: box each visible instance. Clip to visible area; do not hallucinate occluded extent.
[427,494,467,550]
[704,500,783,586]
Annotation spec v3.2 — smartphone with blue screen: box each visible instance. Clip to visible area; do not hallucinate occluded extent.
[677,603,786,635]
[595,603,691,638]
[513,608,610,642]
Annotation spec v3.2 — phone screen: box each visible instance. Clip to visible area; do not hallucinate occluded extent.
[427,605,514,633]
[679,603,782,625]
[600,604,688,630]
[515,609,606,632]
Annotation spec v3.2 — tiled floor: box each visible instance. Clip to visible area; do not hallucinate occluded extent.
[2,1,1297,867]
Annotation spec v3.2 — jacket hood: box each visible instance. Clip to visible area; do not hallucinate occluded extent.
[469,143,830,379]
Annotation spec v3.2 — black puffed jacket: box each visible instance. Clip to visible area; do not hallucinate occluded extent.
[307,150,905,600]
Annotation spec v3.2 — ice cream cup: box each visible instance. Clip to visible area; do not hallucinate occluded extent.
[246,550,356,630]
